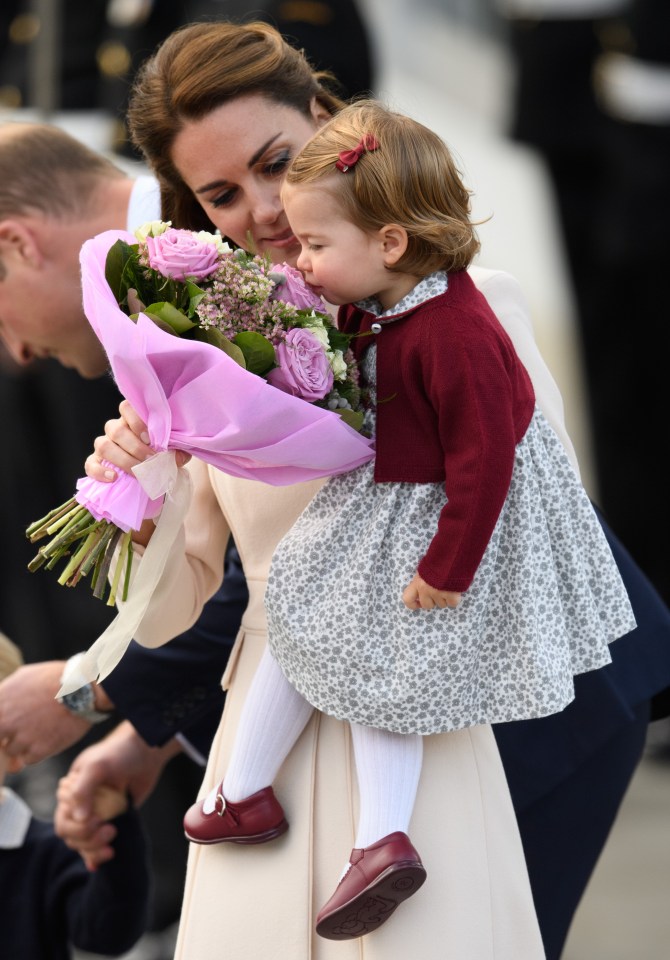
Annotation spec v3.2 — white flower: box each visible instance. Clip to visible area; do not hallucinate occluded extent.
[329,349,348,381]
[134,220,171,241]
[302,314,330,348]
[194,230,232,255]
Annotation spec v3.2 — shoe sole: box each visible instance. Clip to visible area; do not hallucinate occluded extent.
[184,818,289,845]
[316,861,427,940]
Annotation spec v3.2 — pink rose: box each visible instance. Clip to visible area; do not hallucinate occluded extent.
[269,262,325,311]
[267,328,334,401]
[145,228,220,281]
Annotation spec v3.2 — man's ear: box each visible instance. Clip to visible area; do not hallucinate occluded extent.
[0,220,42,271]
[379,224,408,266]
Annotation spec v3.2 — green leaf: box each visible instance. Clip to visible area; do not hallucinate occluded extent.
[193,327,247,367]
[140,312,181,337]
[105,240,137,302]
[144,301,197,334]
[336,408,365,432]
[233,331,276,376]
[327,327,351,353]
[185,279,206,313]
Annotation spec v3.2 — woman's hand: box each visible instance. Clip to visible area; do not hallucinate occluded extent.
[85,399,192,482]
[402,573,462,611]
[84,399,192,546]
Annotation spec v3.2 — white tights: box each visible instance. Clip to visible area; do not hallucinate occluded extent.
[208,648,423,849]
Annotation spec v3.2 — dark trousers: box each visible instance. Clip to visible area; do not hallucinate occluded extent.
[506,701,650,960]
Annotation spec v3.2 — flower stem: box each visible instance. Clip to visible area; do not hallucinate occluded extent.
[93,526,124,601]
[57,527,104,587]
[107,531,133,606]
[35,508,93,560]
[26,497,79,541]
[121,534,134,602]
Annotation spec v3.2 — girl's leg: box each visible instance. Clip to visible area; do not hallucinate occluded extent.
[315,724,426,939]
[350,722,423,848]
[208,647,314,806]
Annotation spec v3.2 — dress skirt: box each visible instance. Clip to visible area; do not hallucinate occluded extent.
[266,355,636,735]
[173,471,545,960]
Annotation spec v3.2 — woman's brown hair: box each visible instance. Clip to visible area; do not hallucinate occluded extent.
[127,20,346,232]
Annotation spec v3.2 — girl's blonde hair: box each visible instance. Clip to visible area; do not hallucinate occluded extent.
[286,99,481,275]
[0,632,23,683]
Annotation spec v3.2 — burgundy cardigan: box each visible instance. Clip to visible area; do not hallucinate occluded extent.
[338,270,535,592]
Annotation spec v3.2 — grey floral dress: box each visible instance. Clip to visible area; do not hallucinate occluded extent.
[265,274,636,735]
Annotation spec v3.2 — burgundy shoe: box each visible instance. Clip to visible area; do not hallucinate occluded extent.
[183,783,288,845]
[316,832,426,940]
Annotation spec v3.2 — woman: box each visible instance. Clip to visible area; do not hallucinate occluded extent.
[84,20,670,960]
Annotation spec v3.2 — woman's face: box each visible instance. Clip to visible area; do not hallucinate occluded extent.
[170,93,329,265]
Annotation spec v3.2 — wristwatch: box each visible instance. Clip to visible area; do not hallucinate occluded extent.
[57,653,110,724]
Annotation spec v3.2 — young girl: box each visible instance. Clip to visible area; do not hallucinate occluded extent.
[183,99,636,939]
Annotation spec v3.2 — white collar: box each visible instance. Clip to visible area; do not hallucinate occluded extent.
[126,176,162,231]
[0,787,32,848]
[355,271,449,319]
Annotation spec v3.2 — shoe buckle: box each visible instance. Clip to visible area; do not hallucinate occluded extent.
[216,792,226,817]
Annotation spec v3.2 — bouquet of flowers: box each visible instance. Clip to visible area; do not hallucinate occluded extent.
[26,222,373,610]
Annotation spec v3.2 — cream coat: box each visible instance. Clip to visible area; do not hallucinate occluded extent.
[133,269,552,959]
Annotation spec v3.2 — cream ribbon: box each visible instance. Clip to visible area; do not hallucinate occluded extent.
[57,452,193,697]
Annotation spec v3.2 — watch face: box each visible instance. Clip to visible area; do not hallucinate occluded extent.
[60,684,95,714]
[59,683,109,723]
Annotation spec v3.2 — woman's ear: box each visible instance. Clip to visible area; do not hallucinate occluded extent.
[309,97,333,129]
[379,224,408,266]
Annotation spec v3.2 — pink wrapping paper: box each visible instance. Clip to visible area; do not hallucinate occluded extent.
[74,230,375,530]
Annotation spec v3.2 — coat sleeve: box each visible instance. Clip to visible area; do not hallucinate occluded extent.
[130,456,232,647]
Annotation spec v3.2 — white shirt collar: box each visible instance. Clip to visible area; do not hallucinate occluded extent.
[0,787,33,848]
[126,176,162,232]
[355,271,449,319]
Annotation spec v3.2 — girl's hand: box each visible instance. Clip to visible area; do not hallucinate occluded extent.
[84,399,191,483]
[402,573,462,611]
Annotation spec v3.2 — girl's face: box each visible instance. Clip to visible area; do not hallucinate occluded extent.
[284,180,416,312]
[170,94,329,265]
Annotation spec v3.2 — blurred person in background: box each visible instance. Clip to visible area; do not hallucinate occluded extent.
[499,0,670,612]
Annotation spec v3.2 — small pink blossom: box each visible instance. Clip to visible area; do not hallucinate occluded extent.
[270,262,325,311]
[145,228,220,281]
[267,327,334,401]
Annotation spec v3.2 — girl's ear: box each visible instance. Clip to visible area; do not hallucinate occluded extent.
[379,224,408,266]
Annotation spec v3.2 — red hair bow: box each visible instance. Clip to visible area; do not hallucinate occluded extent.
[335,134,379,172]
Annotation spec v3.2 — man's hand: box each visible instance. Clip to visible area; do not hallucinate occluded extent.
[0,661,91,765]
